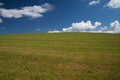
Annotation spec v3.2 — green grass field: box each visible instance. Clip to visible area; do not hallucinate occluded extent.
[0,33,120,80]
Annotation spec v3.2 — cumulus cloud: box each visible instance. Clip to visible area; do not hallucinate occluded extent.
[89,0,100,6]
[63,21,101,32]
[106,0,120,8]
[0,2,3,7]
[0,3,53,19]
[0,18,2,23]
[48,20,120,33]
[109,20,120,33]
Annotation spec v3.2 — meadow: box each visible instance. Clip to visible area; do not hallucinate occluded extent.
[0,33,120,80]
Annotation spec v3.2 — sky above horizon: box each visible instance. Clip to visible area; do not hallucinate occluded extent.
[0,0,120,34]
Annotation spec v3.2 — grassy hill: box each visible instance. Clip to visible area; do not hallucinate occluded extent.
[0,33,120,80]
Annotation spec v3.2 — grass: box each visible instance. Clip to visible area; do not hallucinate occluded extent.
[0,32,120,80]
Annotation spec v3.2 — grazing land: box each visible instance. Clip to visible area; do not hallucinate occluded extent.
[0,33,120,80]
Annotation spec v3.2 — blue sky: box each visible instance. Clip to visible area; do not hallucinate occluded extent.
[0,0,120,34]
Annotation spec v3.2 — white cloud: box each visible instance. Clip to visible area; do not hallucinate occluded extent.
[63,21,101,32]
[48,30,61,33]
[109,20,120,33]
[0,3,53,18]
[48,20,120,33]
[0,18,2,23]
[106,0,120,8]
[100,26,108,31]
[0,2,4,7]
[89,0,100,6]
